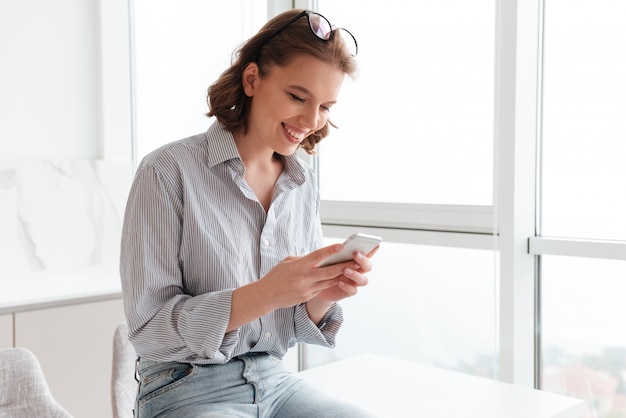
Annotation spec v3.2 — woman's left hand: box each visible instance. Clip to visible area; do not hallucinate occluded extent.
[306,247,378,323]
[321,250,374,300]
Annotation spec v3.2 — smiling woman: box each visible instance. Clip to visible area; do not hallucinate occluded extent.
[122,6,376,418]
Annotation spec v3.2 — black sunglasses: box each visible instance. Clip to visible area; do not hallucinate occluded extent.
[258,10,358,58]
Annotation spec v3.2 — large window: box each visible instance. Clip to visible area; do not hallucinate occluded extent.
[308,0,500,379]
[538,2,626,417]
[317,1,495,206]
[312,3,626,418]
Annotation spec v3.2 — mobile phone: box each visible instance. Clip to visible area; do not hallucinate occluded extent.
[316,233,382,267]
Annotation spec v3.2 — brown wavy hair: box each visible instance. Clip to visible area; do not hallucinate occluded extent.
[206,9,358,154]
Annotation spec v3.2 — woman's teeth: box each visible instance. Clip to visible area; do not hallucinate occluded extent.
[285,126,305,141]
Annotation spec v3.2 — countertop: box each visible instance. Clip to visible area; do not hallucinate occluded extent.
[0,268,122,314]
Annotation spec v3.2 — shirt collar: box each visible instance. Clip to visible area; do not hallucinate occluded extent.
[203,122,308,186]
[203,122,241,168]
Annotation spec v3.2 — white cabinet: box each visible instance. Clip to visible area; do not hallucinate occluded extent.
[14,298,125,418]
[0,314,12,348]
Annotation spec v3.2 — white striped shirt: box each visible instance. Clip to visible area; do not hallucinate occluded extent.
[120,122,343,364]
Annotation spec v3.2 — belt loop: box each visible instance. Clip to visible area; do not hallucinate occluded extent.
[135,357,141,383]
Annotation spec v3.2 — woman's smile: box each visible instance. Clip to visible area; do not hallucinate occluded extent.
[282,122,307,144]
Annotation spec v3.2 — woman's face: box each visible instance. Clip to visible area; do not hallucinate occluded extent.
[243,54,346,156]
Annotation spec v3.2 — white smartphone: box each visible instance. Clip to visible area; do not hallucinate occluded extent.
[316,233,382,267]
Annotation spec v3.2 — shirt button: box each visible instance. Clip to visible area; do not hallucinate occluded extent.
[263,238,270,246]
[265,332,272,339]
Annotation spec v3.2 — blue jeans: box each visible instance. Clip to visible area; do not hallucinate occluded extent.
[134,352,375,418]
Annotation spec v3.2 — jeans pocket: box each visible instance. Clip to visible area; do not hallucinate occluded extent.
[137,362,193,402]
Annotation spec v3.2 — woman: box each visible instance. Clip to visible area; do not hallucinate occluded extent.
[121,8,376,417]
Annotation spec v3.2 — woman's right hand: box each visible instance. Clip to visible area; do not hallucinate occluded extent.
[261,243,359,307]
[227,243,355,331]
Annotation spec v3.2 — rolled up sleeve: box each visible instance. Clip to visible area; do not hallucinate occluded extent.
[121,163,237,363]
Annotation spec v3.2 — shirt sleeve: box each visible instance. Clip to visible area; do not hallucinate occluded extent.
[120,162,238,363]
[293,302,344,348]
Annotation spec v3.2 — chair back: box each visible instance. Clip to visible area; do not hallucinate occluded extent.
[0,347,72,418]
[111,322,138,418]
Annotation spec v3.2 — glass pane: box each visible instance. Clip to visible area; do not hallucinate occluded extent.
[541,256,626,418]
[541,1,626,241]
[316,1,495,205]
[132,1,266,162]
[305,239,498,379]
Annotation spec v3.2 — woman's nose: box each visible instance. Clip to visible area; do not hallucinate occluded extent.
[299,105,321,130]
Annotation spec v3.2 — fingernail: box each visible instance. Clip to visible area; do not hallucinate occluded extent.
[344,268,353,276]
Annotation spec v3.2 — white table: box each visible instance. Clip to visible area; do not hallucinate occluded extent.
[298,354,584,418]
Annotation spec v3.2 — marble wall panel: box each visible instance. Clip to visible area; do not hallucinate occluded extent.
[0,160,133,278]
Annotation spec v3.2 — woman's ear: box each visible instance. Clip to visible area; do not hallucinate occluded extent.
[242,63,259,98]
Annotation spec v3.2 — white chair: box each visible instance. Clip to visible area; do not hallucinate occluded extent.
[111,322,138,418]
[0,347,72,418]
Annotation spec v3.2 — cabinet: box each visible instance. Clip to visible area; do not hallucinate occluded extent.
[14,298,125,418]
[0,314,12,347]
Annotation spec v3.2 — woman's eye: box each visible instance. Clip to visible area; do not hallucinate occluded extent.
[289,93,306,103]
[320,105,331,113]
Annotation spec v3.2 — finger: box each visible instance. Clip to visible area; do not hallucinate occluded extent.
[342,268,369,287]
[283,255,300,262]
[307,243,345,268]
[312,277,342,293]
[352,252,371,272]
[338,280,359,296]
[321,261,356,280]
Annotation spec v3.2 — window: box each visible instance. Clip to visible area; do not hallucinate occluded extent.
[313,6,626,415]
[306,238,498,379]
[541,0,626,242]
[317,1,495,206]
[538,2,626,416]
[541,256,626,418]
[307,0,500,379]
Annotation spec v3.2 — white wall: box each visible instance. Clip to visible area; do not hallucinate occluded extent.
[0,0,133,277]
[0,0,130,160]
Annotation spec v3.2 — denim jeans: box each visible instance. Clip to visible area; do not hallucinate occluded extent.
[134,352,375,418]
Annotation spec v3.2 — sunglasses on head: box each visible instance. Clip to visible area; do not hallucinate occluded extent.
[257,10,358,59]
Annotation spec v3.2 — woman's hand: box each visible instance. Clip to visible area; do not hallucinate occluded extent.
[261,243,364,308]
[228,243,377,331]
[305,247,377,323]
